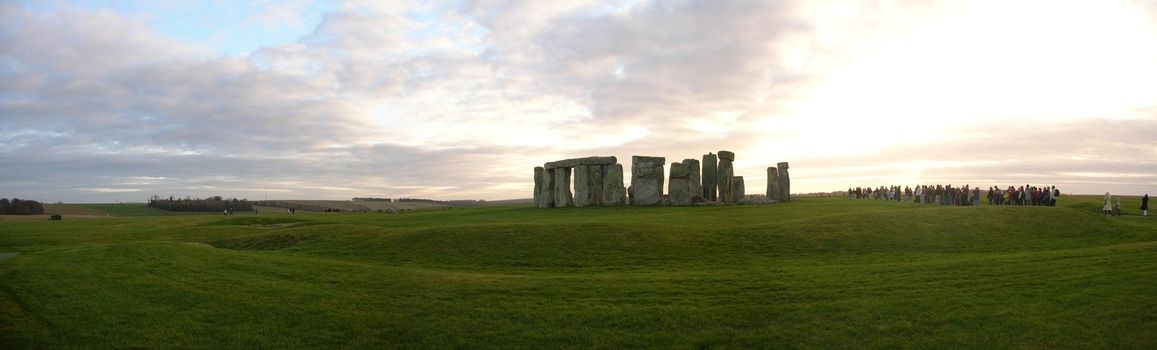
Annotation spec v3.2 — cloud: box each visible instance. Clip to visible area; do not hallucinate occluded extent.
[2,1,1157,203]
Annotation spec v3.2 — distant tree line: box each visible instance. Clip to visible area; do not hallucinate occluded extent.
[395,197,438,203]
[0,198,45,215]
[352,197,392,202]
[148,195,254,212]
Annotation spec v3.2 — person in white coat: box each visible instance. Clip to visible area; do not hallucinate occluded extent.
[1103,192,1113,216]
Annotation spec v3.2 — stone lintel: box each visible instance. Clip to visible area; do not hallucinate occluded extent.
[544,156,618,170]
[631,156,665,165]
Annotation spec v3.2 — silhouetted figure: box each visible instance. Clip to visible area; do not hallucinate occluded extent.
[1142,194,1149,216]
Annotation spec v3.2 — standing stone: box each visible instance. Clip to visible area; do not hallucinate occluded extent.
[717,151,735,204]
[630,156,666,206]
[553,167,574,207]
[766,167,780,202]
[683,159,702,202]
[702,153,718,201]
[668,162,691,206]
[574,165,591,207]
[538,168,556,208]
[732,176,745,203]
[589,165,604,206]
[602,164,626,206]
[777,162,791,202]
[533,167,544,207]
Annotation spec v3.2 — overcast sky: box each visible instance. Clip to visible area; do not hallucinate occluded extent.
[3,0,1157,203]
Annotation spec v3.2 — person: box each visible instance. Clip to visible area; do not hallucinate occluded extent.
[1114,197,1122,217]
[1103,192,1112,216]
[1142,194,1149,217]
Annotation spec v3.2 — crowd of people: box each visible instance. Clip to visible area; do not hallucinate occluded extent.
[847,184,1061,206]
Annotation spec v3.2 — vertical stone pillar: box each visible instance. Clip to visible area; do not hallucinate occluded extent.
[574,165,591,207]
[589,165,604,206]
[702,153,718,201]
[602,164,626,206]
[683,159,702,203]
[630,156,666,206]
[534,167,544,208]
[668,162,691,206]
[732,176,745,203]
[553,167,574,207]
[766,167,780,202]
[777,162,790,202]
[717,151,735,204]
[538,168,556,208]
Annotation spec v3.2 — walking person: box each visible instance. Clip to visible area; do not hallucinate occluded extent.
[1103,192,1113,216]
[1142,194,1149,217]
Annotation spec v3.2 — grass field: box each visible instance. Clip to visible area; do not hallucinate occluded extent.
[1,196,1154,348]
[70,203,179,217]
[256,200,452,213]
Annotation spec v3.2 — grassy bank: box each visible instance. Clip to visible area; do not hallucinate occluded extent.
[1,196,1154,348]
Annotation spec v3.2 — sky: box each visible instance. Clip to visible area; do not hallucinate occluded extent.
[3,0,1157,203]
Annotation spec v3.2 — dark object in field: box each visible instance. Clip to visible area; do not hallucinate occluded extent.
[49,214,62,220]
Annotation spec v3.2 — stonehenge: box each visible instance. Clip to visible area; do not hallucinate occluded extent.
[573,165,592,207]
[667,162,691,206]
[534,152,791,208]
[766,167,781,202]
[534,156,624,208]
[777,162,791,202]
[684,159,703,203]
[631,156,666,206]
[702,153,718,201]
[553,167,574,207]
[732,176,745,203]
[717,151,735,204]
[603,164,627,206]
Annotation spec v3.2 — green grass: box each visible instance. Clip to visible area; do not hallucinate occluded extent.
[1,196,1155,349]
[71,203,178,217]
